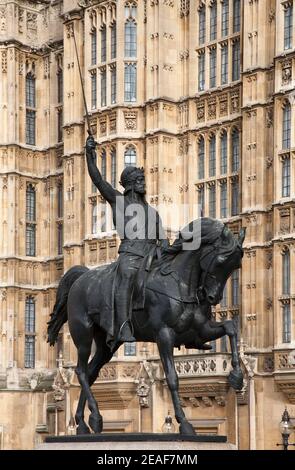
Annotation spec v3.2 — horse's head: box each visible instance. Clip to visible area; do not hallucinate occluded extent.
[199,226,246,305]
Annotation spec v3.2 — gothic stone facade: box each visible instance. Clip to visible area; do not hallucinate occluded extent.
[0,0,294,450]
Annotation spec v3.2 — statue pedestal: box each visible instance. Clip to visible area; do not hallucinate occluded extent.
[37,434,236,450]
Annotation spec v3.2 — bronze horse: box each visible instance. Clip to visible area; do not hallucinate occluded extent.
[48,218,245,435]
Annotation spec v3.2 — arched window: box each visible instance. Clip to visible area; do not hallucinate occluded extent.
[111,66,117,104]
[282,156,291,197]
[232,40,240,81]
[26,184,36,257]
[125,4,137,58]
[232,129,240,172]
[198,137,205,179]
[26,184,36,221]
[111,22,117,59]
[57,184,63,218]
[124,63,137,102]
[220,181,227,219]
[231,270,239,306]
[57,224,63,255]
[233,0,241,33]
[282,304,291,343]
[111,149,117,187]
[221,43,228,85]
[282,249,290,295]
[57,69,63,103]
[198,52,205,92]
[125,19,137,58]
[101,149,106,180]
[198,186,205,216]
[282,103,291,149]
[124,146,137,167]
[91,28,97,65]
[284,4,293,50]
[25,296,35,368]
[26,73,36,145]
[220,132,228,174]
[26,73,35,108]
[199,5,206,45]
[210,1,217,41]
[101,202,106,232]
[101,69,107,107]
[92,202,97,234]
[231,180,239,216]
[209,185,216,218]
[221,0,229,37]
[210,48,216,88]
[91,72,97,109]
[209,135,216,177]
[101,24,106,62]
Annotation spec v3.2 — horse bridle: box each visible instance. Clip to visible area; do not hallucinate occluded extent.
[197,228,243,302]
[197,243,220,301]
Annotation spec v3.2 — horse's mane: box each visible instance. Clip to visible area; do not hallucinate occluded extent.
[162,218,238,261]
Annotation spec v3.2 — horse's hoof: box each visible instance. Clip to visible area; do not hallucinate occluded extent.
[76,423,91,435]
[179,421,196,435]
[89,414,103,434]
[228,369,244,391]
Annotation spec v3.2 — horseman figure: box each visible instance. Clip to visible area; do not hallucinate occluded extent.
[86,136,165,349]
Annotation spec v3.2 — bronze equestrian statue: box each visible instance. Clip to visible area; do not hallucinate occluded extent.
[48,178,246,435]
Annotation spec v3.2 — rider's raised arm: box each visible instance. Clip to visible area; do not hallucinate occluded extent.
[85,137,121,204]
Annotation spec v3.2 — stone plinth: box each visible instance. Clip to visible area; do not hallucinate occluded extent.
[37,434,236,450]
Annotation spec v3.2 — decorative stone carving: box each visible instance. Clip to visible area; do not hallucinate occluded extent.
[0,5,6,32]
[219,94,228,116]
[180,0,190,17]
[282,60,292,85]
[43,56,50,79]
[266,107,273,127]
[109,113,117,133]
[99,116,107,136]
[124,111,137,130]
[277,353,294,370]
[18,8,24,33]
[279,208,290,234]
[136,377,150,408]
[196,100,205,122]
[163,0,174,6]
[19,53,24,75]
[230,90,240,113]
[98,365,117,380]
[263,356,274,373]
[266,156,273,169]
[178,136,189,155]
[175,356,231,377]
[122,365,139,379]
[27,12,37,38]
[90,118,97,136]
[207,97,216,119]
[265,250,272,269]
[1,50,7,73]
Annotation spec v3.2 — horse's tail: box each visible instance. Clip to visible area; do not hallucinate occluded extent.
[47,265,89,346]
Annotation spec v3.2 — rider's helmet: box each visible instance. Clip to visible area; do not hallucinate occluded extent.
[119,166,145,193]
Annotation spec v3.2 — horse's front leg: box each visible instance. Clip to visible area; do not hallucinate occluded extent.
[223,320,244,391]
[199,320,243,391]
[156,327,195,435]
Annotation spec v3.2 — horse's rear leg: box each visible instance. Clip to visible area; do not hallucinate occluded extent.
[75,332,103,434]
[157,327,195,436]
[75,329,114,435]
